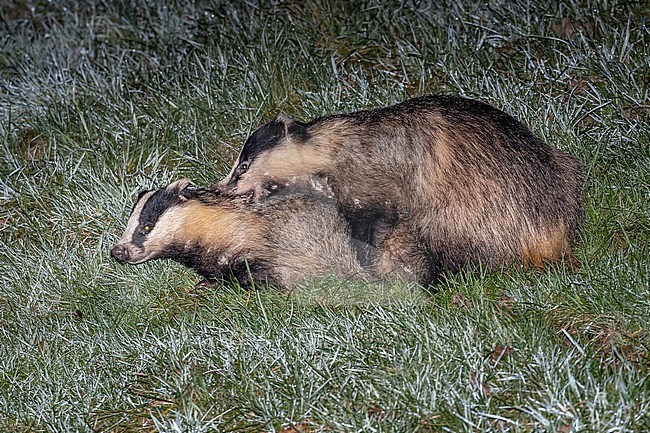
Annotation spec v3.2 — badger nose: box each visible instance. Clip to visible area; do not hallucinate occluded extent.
[111,244,130,264]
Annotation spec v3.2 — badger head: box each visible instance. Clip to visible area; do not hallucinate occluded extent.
[217,115,331,201]
[111,179,193,265]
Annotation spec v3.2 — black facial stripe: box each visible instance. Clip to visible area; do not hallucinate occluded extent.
[226,171,241,187]
[130,190,151,215]
[131,227,147,248]
[287,121,310,142]
[130,187,181,247]
[239,119,287,164]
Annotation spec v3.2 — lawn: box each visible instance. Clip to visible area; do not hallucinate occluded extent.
[1,0,648,431]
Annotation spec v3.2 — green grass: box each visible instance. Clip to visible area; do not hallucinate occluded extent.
[1,0,648,431]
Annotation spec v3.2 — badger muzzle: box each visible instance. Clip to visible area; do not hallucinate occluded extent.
[110,243,151,265]
[110,244,131,264]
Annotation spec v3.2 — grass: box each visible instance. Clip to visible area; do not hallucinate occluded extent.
[1,0,648,431]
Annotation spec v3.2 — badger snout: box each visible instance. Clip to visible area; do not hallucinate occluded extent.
[110,244,130,264]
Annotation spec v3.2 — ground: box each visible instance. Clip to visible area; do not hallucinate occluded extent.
[0,1,648,432]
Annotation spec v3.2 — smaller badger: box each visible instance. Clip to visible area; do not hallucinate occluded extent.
[111,179,367,290]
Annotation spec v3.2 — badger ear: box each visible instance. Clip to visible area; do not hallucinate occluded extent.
[168,178,191,192]
[276,113,295,125]
[276,113,310,141]
[167,179,192,202]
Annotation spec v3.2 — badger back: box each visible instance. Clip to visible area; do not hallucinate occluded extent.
[256,183,368,287]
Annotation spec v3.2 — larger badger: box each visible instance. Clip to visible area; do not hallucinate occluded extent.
[217,95,584,285]
[111,179,367,290]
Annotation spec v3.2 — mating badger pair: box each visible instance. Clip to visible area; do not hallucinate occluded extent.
[111,179,366,290]
[112,95,583,288]
[218,95,584,285]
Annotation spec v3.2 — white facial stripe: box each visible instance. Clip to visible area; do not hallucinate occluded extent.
[141,206,186,251]
[118,190,155,245]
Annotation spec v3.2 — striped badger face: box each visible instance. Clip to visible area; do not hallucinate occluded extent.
[219,115,331,200]
[111,179,191,265]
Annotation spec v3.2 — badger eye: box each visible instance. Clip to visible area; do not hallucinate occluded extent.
[238,162,249,172]
[142,225,152,233]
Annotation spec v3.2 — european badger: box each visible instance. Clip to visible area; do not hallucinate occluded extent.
[216,95,584,285]
[110,179,366,290]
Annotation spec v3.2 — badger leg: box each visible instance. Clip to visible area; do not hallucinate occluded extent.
[520,222,578,270]
[374,221,437,286]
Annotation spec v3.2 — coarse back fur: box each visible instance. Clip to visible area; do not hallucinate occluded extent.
[217,95,584,285]
[111,179,366,290]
